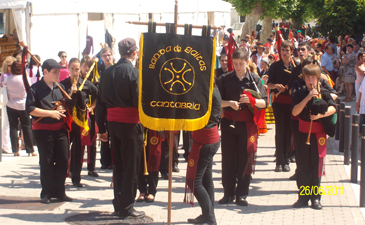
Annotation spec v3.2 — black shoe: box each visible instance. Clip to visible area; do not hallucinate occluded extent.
[187,214,204,224]
[293,198,308,208]
[289,173,297,180]
[41,196,51,204]
[88,171,99,177]
[218,196,234,204]
[172,165,180,172]
[119,209,145,218]
[161,173,169,180]
[101,165,109,169]
[311,199,323,210]
[73,182,84,188]
[236,196,248,206]
[58,195,73,202]
[274,165,282,172]
[289,156,296,163]
[108,165,114,170]
[196,221,217,225]
[282,164,290,172]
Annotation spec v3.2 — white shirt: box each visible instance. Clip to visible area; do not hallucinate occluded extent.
[253,53,264,71]
[359,80,365,114]
[6,75,29,111]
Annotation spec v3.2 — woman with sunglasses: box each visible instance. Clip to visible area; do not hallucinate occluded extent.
[58,51,69,82]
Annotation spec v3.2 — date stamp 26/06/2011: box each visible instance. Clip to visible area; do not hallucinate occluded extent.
[299,186,344,196]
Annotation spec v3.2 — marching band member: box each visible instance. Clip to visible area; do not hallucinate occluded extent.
[291,64,336,209]
[185,85,221,225]
[60,58,98,187]
[26,59,73,204]
[218,48,267,206]
[96,38,145,218]
[267,40,299,173]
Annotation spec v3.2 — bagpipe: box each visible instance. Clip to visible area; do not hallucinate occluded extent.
[306,82,337,145]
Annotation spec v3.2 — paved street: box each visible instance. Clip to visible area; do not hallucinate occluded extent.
[0,114,364,224]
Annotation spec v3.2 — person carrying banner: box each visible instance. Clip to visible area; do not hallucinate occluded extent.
[96,38,145,218]
[26,59,73,204]
[137,130,164,203]
[60,58,98,187]
[218,48,267,206]
[184,85,221,225]
[267,40,299,173]
[291,64,337,209]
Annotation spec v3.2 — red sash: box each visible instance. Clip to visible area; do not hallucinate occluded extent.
[274,94,292,104]
[32,122,64,131]
[299,119,327,177]
[184,125,219,206]
[107,107,139,123]
[147,130,163,172]
[224,109,258,175]
[224,108,253,122]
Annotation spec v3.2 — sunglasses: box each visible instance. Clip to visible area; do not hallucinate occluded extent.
[102,54,112,58]
[61,55,67,58]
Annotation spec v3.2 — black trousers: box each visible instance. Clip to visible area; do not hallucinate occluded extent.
[138,139,159,196]
[291,119,300,186]
[221,118,251,198]
[194,140,219,224]
[33,128,68,198]
[182,131,192,158]
[160,134,179,174]
[69,123,83,183]
[108,121,143,213]
[295,131,321,201]
[7,106,34,153]
[87,114,97,172]
[272,102,292,166]
[100,121,112,167]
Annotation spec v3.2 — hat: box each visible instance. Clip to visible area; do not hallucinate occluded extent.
[241,38,248,42]
[264,43,270,48]
[256,42,264,48]
[297,30,302,33]
[42,59,65,72]
[267,38,273,42]
[118,38,138,55]
[223,35,229,40]
[261,57,269,65]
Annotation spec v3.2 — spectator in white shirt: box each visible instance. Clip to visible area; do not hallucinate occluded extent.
[6,57,35,156]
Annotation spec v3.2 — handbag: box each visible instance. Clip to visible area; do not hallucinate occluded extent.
[0,76,8,106]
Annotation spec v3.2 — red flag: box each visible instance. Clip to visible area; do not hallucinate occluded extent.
[276,30,283,60]
[242,90,265,127]
[227,33,236,72]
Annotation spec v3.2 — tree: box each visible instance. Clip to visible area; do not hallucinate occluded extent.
[316,0,359,38]
[225,0,324,42]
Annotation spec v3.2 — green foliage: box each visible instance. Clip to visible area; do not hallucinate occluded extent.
[225,0,323,26]
[316,0,361,38]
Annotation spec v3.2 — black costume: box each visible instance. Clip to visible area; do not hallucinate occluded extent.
[218,70,267,202]
[268,59,299,170]
[291,79,336,205]
[60,77,98,185]
[187,86,221,224]
[96,58,143,216]
[95,64,113,169]
[26,79,69,199]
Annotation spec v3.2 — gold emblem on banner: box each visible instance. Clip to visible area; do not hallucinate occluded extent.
[160,58,195,95]
[189,159,195,167]
[150,136,159,145]
[318,137,326,146]
[250,136,255,143]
